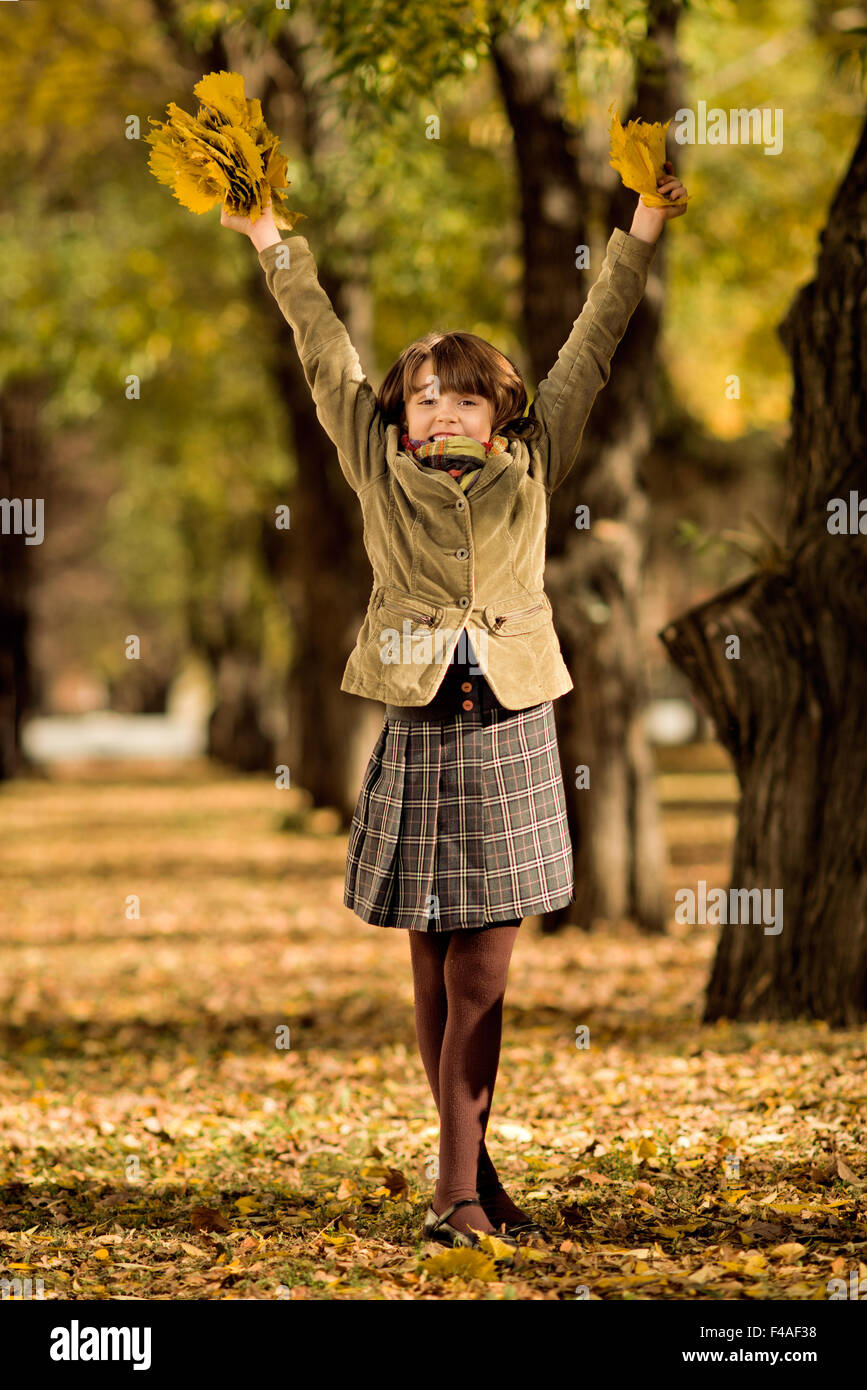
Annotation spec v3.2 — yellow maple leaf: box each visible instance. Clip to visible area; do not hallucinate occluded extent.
[515,1245,549,1262]
[234,1195,259,1215]
[420,1246,496,1281]
[145,69,305,231]
[477,1231,516,1261]
[194,70,249,125]
[172,167,221,216]
[742,1252,768,1274]
[608,103,690,210]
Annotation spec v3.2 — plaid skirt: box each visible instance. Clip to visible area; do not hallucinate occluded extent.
[344,653,574,931]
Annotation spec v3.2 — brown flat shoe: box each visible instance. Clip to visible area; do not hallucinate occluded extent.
[503,1218,550,1240]
[421,1198,518,1250]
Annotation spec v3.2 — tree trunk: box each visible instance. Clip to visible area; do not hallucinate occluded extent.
[252,247,374,819]
[661,117,867,1024]
[0,378,50,780]
[252,19,378,821]
[110,668,175,714]
[149,4,374,812]
[207,648,274,771]
[179,504,278,772]
[490,2,684,931]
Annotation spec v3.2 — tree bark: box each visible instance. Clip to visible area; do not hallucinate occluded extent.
[207,649,274,771]
[661,117,867,1024]
[0,378,50,780]
[490,2,684,931]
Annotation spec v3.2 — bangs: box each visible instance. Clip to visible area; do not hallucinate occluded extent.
[403,338,490,404]
[377,329,530,437]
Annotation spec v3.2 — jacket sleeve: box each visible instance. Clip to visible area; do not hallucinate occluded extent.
[257,235,387,494]
[528,228,657,495]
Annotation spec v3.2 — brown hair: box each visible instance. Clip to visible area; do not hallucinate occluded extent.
[377,331,534,439]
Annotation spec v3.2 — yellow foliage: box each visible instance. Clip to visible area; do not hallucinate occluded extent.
[476,1231,516,1261]
[420,1246,497,1281]
[145,69,305,231]
[515,1244,549,1262]
[608,104,690,210]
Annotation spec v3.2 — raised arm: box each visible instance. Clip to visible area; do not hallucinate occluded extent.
[528,227,657,496]
[223,201,386,494]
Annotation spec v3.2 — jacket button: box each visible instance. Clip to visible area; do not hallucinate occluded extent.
[461,699,474,711]
[456,548,469,560]
[455,499,466,510]
[461,681,472,692]
[457,596,470,608]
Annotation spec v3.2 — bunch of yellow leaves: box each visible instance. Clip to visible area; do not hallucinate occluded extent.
[608,103,689,209]
[145,70,304,230]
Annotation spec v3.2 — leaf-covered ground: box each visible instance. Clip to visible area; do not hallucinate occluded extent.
[1,750,865,1301]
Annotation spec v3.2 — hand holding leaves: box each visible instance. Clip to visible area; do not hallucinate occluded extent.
[608,105,690,213]
[145,70,305,232]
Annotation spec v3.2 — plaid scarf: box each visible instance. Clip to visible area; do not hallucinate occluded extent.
[400,432,510,493]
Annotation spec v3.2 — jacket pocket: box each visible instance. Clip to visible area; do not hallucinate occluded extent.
[483,594,551,635]
[375,586,445,630]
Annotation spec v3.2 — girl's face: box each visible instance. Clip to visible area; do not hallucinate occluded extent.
[403,359,493,444]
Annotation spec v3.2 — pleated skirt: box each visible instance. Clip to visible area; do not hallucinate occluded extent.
[343,661,575,932]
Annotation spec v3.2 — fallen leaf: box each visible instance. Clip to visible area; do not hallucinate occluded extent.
[495,1123,533,1143]
[189,1206,231,1233]
[769,1242,806,1261]
[477,1232,516,1261]
[420,1247,496,1281]
[687,1263,722,1284]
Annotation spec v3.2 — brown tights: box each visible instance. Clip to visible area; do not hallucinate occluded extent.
[409,921,534,1238]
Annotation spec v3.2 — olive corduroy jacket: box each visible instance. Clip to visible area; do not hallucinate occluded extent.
[257,228,656,709]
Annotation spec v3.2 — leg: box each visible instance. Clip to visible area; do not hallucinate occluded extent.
[408,929,450,1114]
[470,921,538,1230]
[409,920,534,1229]
[431,923,519,1238]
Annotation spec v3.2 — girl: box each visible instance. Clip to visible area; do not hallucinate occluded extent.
[222,159,687,1249]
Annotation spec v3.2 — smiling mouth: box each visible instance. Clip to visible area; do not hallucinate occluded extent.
[429,432,459,440]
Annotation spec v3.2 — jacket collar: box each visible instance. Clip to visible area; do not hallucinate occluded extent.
[385,424,520,500]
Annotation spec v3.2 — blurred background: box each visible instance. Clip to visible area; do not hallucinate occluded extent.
[1,0,865,996]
